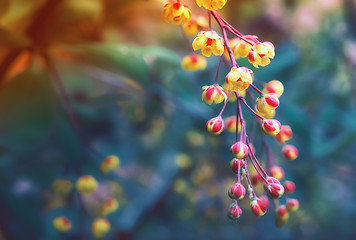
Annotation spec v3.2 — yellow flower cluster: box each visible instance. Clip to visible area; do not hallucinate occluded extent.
[53,216,71,232]
[100,198,119,216]
[192,31,224,57]
[248,42,275,68]
[162,2,192,25]
[76,175,98,194]
[183,15,208,35]
[92,218,111,238]
[225,67,253,92]
[100,155,120,174]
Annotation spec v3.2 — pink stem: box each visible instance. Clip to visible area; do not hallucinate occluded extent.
[218,90,231,116]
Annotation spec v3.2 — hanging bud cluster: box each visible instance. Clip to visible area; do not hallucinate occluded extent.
[162,0,299,227]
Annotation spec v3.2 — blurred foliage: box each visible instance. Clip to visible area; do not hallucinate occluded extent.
[0,0,356,240]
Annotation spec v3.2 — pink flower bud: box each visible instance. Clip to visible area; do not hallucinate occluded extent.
[229,159,244,173]
[263,80,284,97]
[227,202,242,220]
[257,94,279,112]
[230,141,249,159]
[283,180,296,194]
[282,144,298,160]
[252,174,263,185]
[228,183,246,200]
[264,177,284,199]
[206,116,225,135]
[201,84,227,105]
[262,119,281,136]
[270,166,285,180]
[250,196,269,216]
[275,125,293,143]
[286,198,299,212]
[276,205,289,220]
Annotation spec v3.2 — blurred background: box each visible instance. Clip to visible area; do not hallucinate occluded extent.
[0,0,356,239]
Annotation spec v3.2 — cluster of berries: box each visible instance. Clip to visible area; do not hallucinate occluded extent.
[163,0,299,227]
[52,155,120,237]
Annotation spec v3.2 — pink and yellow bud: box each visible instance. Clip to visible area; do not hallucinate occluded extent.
[255,106,275,119]
[252,173,263,185]
[225,116,242,133]
[286,198,299,212]
[100,198,119,216]
[276,205,289,221]
[283,180,296,194]
[250,196,269,216]
[181,54,207,71]
[206,116,225,135]
[100,155,120,174]
[236,35,258,57]
[248,42,275,68]
[53,216,71,232]
[92,218,110,238]
[262,119,281,136]
[183,15,208,35]
[162,3,192,25]
[275,125,293,143]
[230,141,249,159]
[264,177,284,199]
[76,175,98,195]
[230,158,244,173]
[270,166,285,180]
[52,179,72,195]
[192,31,224,57]
[282,144,298,160]
[263,80,284,97]
[201,84,227,105]
[228,183,246,200]
[257,94,279,112]
[225,67,253,92]
[196,0,227,11]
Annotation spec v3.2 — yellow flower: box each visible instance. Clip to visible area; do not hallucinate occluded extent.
[248,41,275,68]
[53,216,71,233]
[181,54,207,71]
[100,155,120,174]
[162,2,192,25]
[236,35,258,57]
[92,218,111,238]
[222,83,245,102]
[76,175,98,195]
[201,84,227,105]
[192,31,224,57]
[183,15,208,35]
[196,0,227,11]
[225,67,253,92]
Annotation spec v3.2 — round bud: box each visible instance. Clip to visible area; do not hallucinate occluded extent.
[276,205,289,221]
[250,196,269,216]
[257,94,279,113]
[252,174,263,185]
[53,216,71,232]
[263,80,284,97]
[92,218,111,238]
[228,183,246,200]
[227,202,242,220]
[270,166,285,180]
[100,155,120,174]
[100,198,119,216]
[76,175,98,195]
[264,177,284,199]
[262,119,281,136]
[255,105,276,119]
[275,125,293,143]
[282,144,298,160]
[206,116,225,135]
[225,116,242,133]
[286,198,299,212]
[229,159,244,173]
[201,85,227,105]
[230,141,249,159]
[283,180,296,194]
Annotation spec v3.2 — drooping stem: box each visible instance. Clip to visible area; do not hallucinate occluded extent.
[247,154,269,185]
[218,90,231,116]
[240,96,265,120]
[214,55,223,84]
[208,10,212,30]
[250,84,264,95]
[243,161,257,199]
[246,138,269,178]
